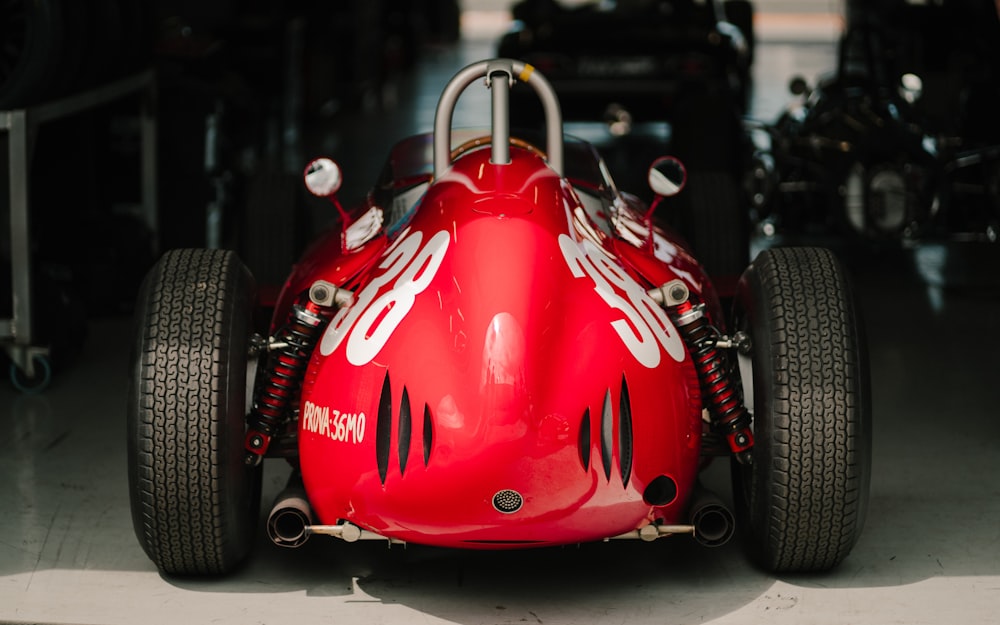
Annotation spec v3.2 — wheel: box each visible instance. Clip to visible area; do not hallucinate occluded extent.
[731,246,872,573]
[241,168,302,293]
[676,171,750,280]
[9,354,52,393]
[0,0,65,108]
[71,0,125,90]
[723,0,756,65]
[669,92,750,280]
[127,248,262,576]
[421,0,460,44]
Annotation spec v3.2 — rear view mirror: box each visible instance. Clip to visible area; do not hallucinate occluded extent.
[304,157,343,198]
[648,156,687,198]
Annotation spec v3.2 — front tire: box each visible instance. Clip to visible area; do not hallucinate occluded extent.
[127,248,261,576]
[731,247,872,573]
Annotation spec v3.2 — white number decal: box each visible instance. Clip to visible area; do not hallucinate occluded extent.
[320,229,450,365]
[559,234,685,367]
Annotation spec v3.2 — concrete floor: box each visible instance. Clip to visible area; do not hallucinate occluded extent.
[4,7,1000,625]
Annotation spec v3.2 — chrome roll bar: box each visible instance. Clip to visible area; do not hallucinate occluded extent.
[432,58,564,178]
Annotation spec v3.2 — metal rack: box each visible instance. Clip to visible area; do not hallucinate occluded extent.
[1,70,157,391]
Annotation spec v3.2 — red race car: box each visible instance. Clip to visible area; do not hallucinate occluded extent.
[127,59,871,577]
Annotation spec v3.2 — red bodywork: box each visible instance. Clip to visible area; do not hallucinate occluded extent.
[271,129,724,548]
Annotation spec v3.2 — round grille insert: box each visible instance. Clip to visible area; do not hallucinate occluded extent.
[492,489,523,514]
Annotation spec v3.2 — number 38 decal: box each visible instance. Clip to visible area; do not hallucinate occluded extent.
[559,234,685,368]
[320,228,450,365]
[320,228,681,369]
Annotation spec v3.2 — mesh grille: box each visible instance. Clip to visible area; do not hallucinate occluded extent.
[492,489,523,514]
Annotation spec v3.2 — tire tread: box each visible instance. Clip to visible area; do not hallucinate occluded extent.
[738,246,871,572]
[128,248,256,575]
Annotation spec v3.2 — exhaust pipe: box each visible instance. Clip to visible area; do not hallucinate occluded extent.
[267,476,314,548]
[689,486,736,548]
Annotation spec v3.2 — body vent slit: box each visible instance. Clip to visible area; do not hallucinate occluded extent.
[422,404,433,466]
[600,389,613,480]
[376,372,392,484]
[579,408,591,471]
[399,387,412,474]
[619,375,633,487]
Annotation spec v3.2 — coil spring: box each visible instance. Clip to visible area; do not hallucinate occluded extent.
[671,301,754,463]
[245,300,333,465]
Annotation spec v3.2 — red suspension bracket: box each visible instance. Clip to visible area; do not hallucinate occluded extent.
[655,281,754,464]
[244,282,351,466]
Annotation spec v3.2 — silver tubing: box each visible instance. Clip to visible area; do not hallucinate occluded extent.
[607,524,696,541]
[514,59,564,176]
[489,68,511,165]
[432,58,563,178]
[307,523,406,545]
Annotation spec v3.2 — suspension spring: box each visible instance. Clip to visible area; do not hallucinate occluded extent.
[668,298,754,464]
[245,285,344,465]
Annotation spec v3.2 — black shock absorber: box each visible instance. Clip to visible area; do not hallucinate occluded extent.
[244,281,351,466]
[653,280,754,464]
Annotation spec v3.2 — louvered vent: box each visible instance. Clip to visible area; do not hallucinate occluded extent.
[398,387,412,473]
[422,404,433,466]
[600,389,613,480]
[375,372,433,480]
[591,378,634,486]
[619,375,633,487]
[376,372,392,484]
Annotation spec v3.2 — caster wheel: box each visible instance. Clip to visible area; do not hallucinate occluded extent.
[10,354,52,393]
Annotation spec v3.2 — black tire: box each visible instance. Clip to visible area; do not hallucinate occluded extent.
[731,247,872,573]
[724,0,755,66]
[670,90,750,280]
[0,0,65,109]
[240,168,302,293]
[677,171,750,280]
[114,0,153,75]
[77,0,125,88]
[9,354,51,393]
[127,248,261,576]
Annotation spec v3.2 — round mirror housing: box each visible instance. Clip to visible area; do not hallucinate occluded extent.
[648,156,687,198]
[304,157,343,198]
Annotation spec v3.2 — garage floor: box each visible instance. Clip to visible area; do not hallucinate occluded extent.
[3,7,1000,625]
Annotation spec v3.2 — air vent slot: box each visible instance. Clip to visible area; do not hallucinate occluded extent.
[376,372,392,484]
[422,404,433,466]
[464,540,546,545]
[600,389,613,480]
[578,407,591,471]
[399,387,412,474]
[619,375,633,487]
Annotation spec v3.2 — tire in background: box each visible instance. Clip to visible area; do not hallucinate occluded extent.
[0,0,65,109]
[731,246,872,573]
[240,168,303,295]
[0,0,152,109]
[676,170,750,280]
[723,0,755,65]
[669,91,750,280]
[127,248,262,576]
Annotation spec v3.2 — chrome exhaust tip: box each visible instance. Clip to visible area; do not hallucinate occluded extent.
[267,487,313,548]
[689,487,736,548]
